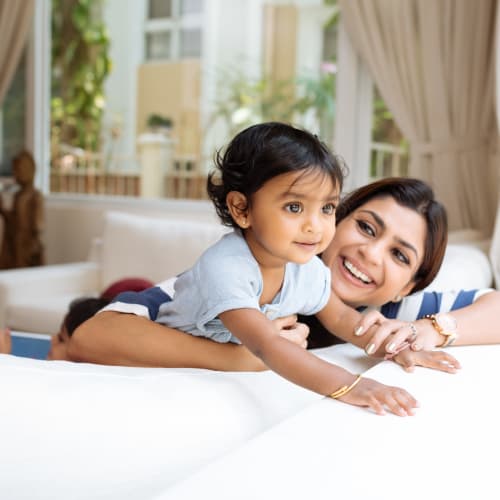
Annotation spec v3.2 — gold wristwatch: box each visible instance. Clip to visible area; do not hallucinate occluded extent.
[424,313,458,347]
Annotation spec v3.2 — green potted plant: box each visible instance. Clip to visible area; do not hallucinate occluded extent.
[146,114,174,134]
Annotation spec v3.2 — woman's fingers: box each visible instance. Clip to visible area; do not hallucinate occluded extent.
[353,309,386,337]
[363,321,411,356]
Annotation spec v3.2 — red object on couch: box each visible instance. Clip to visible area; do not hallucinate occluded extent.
[100,277,154,301]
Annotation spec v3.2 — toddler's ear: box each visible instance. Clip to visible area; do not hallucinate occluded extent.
[226,191,249,228]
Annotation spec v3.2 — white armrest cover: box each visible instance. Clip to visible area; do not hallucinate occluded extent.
[0,262,100,331]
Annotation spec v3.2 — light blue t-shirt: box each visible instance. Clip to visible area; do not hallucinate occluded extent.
[156,231,332,343]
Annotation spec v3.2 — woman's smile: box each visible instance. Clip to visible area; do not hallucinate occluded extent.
[324,197,426,307]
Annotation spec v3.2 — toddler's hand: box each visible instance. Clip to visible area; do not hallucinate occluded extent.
[274,314,309,349]
[392,348,461,373]
[336,376,419,416]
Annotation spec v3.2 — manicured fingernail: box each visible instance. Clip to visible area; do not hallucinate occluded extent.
[365,343,376,355]
[413,343,422,351]
[386,342,396,353]
[354,326,363,336]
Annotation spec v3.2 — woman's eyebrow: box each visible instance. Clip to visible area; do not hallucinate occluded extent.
[359,209,418,258]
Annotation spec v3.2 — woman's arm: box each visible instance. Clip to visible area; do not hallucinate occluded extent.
[412,290,500,349]
[68,311,310,371]
[68,311,267,371]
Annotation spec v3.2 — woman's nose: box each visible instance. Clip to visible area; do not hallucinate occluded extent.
[359,241,384,265]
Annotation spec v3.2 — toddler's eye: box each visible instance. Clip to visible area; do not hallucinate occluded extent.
[322,203,336,215]
[285,203,302,214]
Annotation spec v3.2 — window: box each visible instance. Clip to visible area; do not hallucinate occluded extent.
[45,0,341,200]
[144,0,202,61]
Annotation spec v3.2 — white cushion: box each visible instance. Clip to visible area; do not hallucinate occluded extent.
[425,243,493,291]
[100,211,227,289]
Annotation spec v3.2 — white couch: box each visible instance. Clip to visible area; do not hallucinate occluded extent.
[0,210,494,334]
[0,210,497,500]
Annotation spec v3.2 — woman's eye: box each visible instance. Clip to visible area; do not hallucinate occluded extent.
[393,249,410,265]
[356,220,375,236]
[322,203,336,215]
[285,203,302,214]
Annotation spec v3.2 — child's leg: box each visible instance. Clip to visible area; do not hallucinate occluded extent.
[0,328,12,354]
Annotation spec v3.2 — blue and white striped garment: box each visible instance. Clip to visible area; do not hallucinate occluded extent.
[376,288,494,320]
[101,276,493,323]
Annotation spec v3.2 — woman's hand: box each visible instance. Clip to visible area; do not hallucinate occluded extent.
[337,376,419,416]
[391,348,461,374]
[273,314,309,349]
[354,311,418,357]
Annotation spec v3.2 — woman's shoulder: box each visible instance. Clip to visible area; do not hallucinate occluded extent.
[386,288,495,321]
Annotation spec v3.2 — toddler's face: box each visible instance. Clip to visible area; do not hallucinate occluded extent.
[243,169,339,267]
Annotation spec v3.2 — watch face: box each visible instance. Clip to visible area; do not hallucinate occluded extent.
[436,313,457,333]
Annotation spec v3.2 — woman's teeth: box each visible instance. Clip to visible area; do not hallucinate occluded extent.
[343,259,372,284]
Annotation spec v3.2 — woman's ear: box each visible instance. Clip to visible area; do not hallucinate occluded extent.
[226,191,250,228]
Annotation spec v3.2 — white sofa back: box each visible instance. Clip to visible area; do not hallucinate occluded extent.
[98,211,228,289]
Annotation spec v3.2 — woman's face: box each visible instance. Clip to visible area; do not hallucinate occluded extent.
[321,196,426,308]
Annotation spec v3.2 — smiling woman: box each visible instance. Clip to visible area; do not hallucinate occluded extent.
[70,176,500,384]
[321,178,446,308]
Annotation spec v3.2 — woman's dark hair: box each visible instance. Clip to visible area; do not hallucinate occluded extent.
[64,297,111,336]
[337,177,448,293]
[207,122,346,229]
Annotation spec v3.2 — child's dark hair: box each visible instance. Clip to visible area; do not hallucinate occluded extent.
[207,122,346,228]
[64,297,111,336]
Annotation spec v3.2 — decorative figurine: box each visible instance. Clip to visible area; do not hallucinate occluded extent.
[0,151,44,268]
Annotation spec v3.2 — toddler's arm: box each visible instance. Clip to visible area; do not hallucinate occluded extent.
[219,308,418,416]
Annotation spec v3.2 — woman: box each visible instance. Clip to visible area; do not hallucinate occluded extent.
[68,178,499,372]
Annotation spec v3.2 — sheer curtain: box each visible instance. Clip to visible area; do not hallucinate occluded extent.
[339,0,498,233]
[0,0,35,106]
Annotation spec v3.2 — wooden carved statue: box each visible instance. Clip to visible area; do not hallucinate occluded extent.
[0,151,45,269]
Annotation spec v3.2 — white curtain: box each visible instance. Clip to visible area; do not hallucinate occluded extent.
[0,0,35,106]
[339,0,498,233]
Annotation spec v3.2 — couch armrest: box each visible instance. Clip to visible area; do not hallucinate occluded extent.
[0,262,101,328]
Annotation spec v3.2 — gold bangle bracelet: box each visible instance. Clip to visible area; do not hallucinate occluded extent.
[329,374,363,399]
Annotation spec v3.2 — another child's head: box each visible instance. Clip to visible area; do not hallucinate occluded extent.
[207,122,346,229]
[47,297,110,360]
